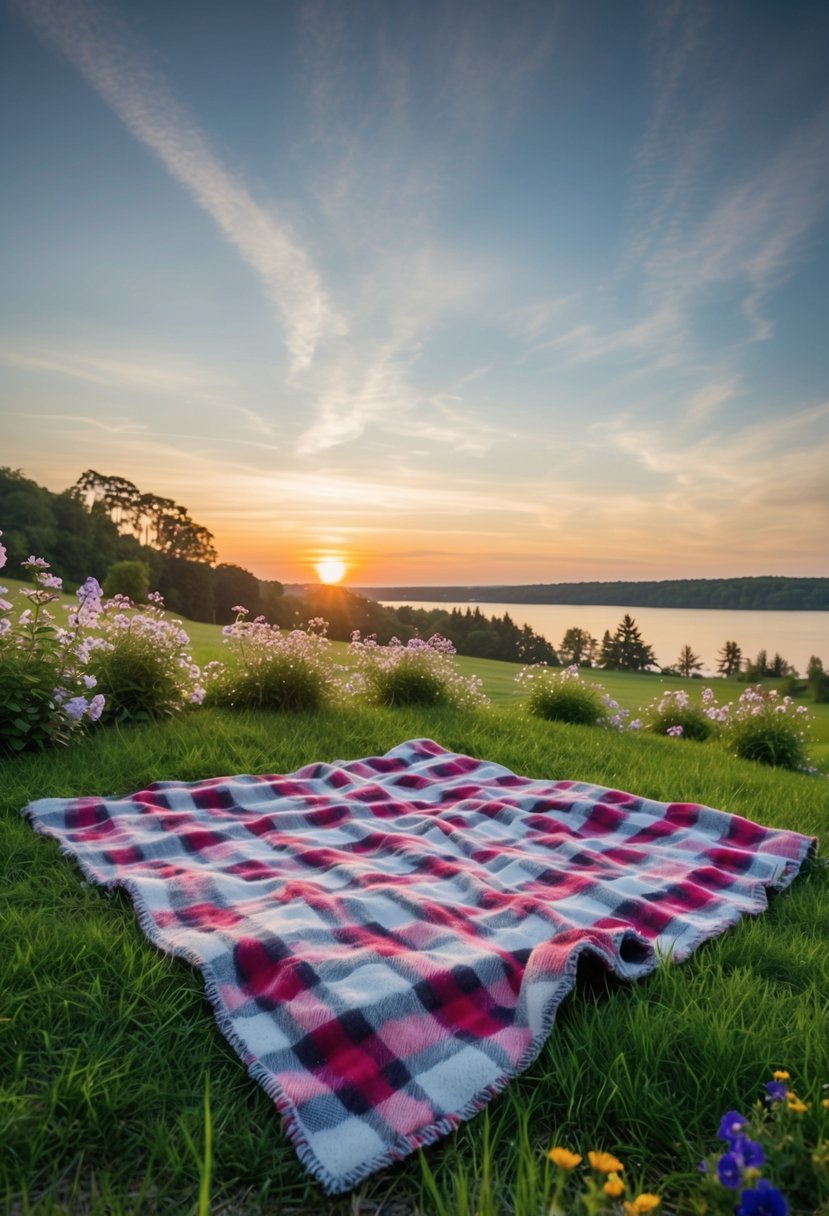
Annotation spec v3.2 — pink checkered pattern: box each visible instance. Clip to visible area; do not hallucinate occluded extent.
[23,738,814,1193]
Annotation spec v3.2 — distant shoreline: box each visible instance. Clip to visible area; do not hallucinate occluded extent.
[350,576,829,612]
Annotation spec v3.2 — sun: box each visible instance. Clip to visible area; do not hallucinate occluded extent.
[315,557,347,585]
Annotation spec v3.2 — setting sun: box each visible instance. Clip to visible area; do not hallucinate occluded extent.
[315,557,347,584]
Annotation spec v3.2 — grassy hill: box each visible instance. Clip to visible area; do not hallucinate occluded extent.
[1,698,826,1215]
[3,573,826,769]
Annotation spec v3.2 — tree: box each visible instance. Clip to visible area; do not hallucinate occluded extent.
[769,652,795,678]
[601,615,657,671]
[807,656,829,703]
[213,563,262,622]
[717,641,742,677]
[516,623,558,665]
[599,629,616,668]
[71,471,217,563]
[102,560,150,602]
[0,467,57,570]
[559,627,598,667]
[676,644,703,678]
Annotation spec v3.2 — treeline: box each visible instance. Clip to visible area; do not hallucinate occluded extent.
[267,593,557,663]
[356,577,829,612]
[0,467,283,623]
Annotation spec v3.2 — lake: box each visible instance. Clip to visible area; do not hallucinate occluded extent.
[379,600,829,677]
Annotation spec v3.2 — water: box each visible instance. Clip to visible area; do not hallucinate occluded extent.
[379,600,829,676]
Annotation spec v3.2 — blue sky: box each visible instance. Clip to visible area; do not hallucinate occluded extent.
[1,0,828,585]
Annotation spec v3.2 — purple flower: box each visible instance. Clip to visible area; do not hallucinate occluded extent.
[764,1081,788,1103]
[87,694,105,722]
[718,1111,749,1144]
[740,1140,765,1169]
[735,1180,788,1216]
[717,1152,743,1190]
[64,696,89,721]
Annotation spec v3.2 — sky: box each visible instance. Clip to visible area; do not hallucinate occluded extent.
[1,0,828,587]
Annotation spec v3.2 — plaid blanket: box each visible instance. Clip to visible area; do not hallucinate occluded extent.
[23,738,814,1194]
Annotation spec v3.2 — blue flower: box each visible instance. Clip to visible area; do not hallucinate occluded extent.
[740,1139,765,1169]
[716,1152,743,1189]
[735,1179,788,1216]
[718,1111,748,1143]
[764,1081,788,1103]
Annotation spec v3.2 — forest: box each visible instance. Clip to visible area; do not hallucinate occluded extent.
[356,576,829,611]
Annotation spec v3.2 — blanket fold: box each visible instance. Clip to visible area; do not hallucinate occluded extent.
[22,738,815,1193]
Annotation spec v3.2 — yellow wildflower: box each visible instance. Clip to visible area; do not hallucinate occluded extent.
[588,1150,625,1174]
[548,1146,583,1171]
[822,1098,829,1110]
[604,1173,626,1198]
[788,1098,810,1113]
[772,1070,790,1081]
[624,1195,661,1215]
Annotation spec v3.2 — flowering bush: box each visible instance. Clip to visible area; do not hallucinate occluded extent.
[0,539,105,753]
[85,591,204,721]
[698,1071,829,1214]
[643,687,719,742]
[517,664,634,730]
[204,612,337,712]
[348,632,487,709]
[721,686,813,771]
[547,1141,660,1216]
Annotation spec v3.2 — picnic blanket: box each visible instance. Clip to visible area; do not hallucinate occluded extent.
[23,738,814,1194]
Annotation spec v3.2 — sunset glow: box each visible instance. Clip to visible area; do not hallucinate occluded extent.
[1,2,827,584]
[315,557,347,585]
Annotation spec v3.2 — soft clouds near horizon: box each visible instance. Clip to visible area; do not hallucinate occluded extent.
[1,0,828,585]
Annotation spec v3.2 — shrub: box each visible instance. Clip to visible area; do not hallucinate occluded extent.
[102,559,150,603]
[204,612,337,712]
[643,687,718,741]
[86,592,204,721]
[722,686,813,771]
[516,664,631,730]
[0,541,105,753]
[348,632,486,709]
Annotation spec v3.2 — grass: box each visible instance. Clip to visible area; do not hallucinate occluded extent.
[1,700,827,1215]
[2,583,828,1211]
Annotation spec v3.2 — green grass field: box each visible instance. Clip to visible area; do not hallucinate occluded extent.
[2,585,828,1213]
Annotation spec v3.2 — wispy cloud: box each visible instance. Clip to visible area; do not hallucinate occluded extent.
[0,342,225,393]
[549,5,829,375]
[26,412,145,435]
[13,0,343,373]
[291,2,560,453]
[686,375,741,422]
[642,103,829,341]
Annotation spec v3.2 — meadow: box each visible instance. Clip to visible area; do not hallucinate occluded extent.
[1,595,828,1215]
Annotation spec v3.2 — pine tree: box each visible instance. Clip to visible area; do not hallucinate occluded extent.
[603,614,657,671]
[676,644,703,678]
[716,641,742,677]
[559,626,598,667]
